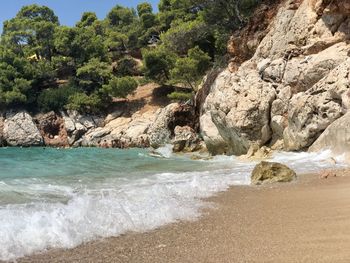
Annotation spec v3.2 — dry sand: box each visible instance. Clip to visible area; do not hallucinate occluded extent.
[17,170,350,263]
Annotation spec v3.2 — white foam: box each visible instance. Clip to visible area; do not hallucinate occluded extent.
[0,150,344,261]
[153,144,173,158]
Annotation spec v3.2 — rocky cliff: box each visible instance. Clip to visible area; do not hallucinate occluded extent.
[201,0,350,155]
[2,0,349,155]
[0,84,199,150]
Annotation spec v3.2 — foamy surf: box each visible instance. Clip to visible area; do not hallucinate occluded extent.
[0,148,344,261]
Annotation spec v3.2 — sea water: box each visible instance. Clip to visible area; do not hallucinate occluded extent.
[0,146,344,260]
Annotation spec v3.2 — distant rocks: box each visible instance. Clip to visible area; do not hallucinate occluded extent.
[0,114,5,146]
[3,111,43,146]
[251,161,296,185]
[62,110,104,147]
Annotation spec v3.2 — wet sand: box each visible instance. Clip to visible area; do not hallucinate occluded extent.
[17,170,350,263]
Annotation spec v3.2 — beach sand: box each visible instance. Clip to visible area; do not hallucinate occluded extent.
[17,170,350,263]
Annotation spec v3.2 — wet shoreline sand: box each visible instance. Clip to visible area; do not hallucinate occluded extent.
[17,170,350,263]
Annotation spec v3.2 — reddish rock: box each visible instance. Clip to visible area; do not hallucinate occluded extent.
[35,112,68,147]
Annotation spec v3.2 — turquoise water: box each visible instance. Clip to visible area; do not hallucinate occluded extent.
[0,147,343,260]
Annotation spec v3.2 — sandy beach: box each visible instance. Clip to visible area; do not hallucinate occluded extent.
[16,170,350,263]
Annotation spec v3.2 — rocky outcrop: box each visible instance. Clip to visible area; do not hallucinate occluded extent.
[172,126,201,152]
[4,111,43,146]
[36,112,68,147]
[201,0,350,155]
[83,110,156,148]
[202,68,276,155]
[62,110,104,147]
[309,112,350,154]
[284,59,350,150]
[148,103,197,148]
[251,161,296,185]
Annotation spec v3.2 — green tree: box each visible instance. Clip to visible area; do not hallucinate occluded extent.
[76,58,112,93]
[142,46,176,83]
[2,5,59,61]
[137,2,153,17]
[66,92,104,113]
[77,12,98,27]
[37,84,78,112]
[107,5,136,27]
[102,76,138,98]
[161,19,207,55]
[170,46,211,90]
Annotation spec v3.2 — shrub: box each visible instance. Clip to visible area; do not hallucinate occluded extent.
[114,57,138,76]
[102,76,138,98]
[66,92,103,113]
[167,91,193,101]
[38,84,78,112]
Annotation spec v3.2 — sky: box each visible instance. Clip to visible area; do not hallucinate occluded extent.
[0,0,159,33]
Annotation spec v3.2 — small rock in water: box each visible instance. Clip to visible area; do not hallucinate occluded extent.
[251,161,296,185]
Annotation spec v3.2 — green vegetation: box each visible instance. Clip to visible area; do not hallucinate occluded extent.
[0,1,261,113]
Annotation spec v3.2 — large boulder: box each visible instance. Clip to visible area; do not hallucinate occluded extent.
[202,68,276,155]
[148,103,179,148]
[251,161,296,185]
[200,112,228,155]
[309,112,350,154]
[4,111,43,146]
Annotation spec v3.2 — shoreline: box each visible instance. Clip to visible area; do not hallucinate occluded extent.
[15,169,350,263]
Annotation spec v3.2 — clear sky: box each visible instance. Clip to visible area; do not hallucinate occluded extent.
[0,0,159,33]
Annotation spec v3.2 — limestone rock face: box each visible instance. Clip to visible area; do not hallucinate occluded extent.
[284,59,350,150]
[202,68,276,155]
[172,126,200,153]
[309,112,350,154]
[251,161,296,185]
[200,112,228,155]
[148,103,179,148]
[4,111,43,146]
[201,0,350,155]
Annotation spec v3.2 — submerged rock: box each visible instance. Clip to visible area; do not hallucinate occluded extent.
[251,161,296,185]
[4,111,43,146]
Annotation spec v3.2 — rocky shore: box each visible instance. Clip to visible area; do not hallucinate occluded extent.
[2,0,350,158]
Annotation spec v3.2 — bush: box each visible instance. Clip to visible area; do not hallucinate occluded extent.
[114,57,138,76]
[102,76,138,98]
[38,84,78,112]
[167,91,193,101]
[66,92,103,113]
